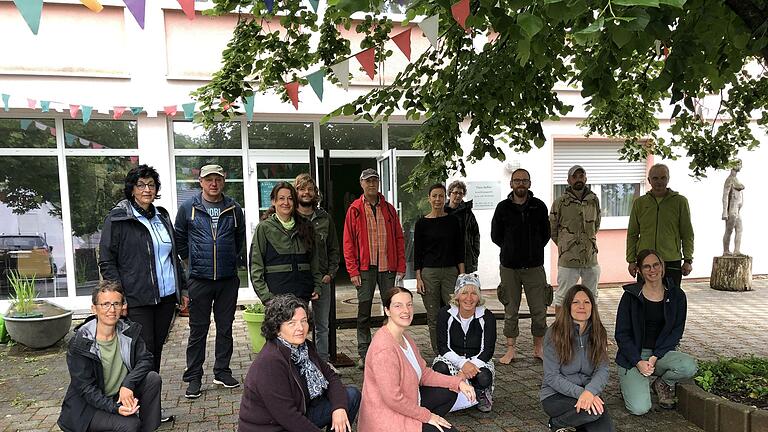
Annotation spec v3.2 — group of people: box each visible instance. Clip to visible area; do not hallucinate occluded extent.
[56,162,698,432]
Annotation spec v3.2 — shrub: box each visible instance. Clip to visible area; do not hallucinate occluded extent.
[695,356,768,409]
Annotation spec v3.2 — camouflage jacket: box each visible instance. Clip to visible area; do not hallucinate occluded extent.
[549,186,601,268]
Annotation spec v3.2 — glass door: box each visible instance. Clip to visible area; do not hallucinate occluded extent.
[376,149,397,206]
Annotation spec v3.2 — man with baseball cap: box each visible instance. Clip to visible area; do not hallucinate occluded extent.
[175,164,246,399]
[549,165,602,309]
[343,168,406,368]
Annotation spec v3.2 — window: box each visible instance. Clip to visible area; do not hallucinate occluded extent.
[249,122,312,149]
[321,123,382,150]
[388,124,421,150]
[254,163,310,218]
[63,120,138,149]
[173,121,241,149]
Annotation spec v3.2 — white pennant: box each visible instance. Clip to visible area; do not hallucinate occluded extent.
[419,15,439,48]
[330,59,350,90]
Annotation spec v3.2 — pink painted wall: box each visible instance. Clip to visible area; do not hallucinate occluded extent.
[550,229,636,286]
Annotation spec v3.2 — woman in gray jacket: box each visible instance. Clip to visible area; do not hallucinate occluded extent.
[541,284,614,432]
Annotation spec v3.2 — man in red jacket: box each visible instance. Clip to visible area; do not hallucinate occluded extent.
[343,168,406,368]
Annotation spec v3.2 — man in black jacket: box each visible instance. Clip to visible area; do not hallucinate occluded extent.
[491,168,550,364]
[175,164,246,399]
[58,281,161,432]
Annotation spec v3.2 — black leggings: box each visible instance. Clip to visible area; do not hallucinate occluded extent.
[420,386,459,432]
[128,295,176,373]
[541,393,614,432]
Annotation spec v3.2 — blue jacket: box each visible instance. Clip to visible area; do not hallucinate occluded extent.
[614,277,687,370]
[174,193,246,280]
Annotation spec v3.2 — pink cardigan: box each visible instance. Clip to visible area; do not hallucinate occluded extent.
[358,326,463,432]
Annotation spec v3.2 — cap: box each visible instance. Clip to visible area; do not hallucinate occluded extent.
[200,164,225,178]
[359,168,380,181]
[568,165,585,178]
[454,273,481,295]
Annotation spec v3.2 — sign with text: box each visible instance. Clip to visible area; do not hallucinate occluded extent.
[467,181,502,210]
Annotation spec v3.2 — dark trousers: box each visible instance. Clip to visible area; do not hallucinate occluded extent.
[307,385,362,430]
[356,267,396,358]
[637,260,683,288]
[420,386,459,432]
[128,296,176,373]
[87,371,162,432]
[183,276,239,382]
[433,360,492,390]
[541,393,614,432]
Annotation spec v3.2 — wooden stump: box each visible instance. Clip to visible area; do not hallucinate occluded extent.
[710,255,753,291]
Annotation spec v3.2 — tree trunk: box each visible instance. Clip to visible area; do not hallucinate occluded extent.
[710,255,753,291]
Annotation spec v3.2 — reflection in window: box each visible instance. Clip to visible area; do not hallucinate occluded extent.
[396,157,430,279]
[552,183,640,218]
[388,124,420,150]
[380,0,415,13]
[321,123,381,150]
[0,119,56,149]
[254,163,310,218]
[173,121,241,149]
[249,122,312,149]
[63,120,138,149]
[0,156,66,298]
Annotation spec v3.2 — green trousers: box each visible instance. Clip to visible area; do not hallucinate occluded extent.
[421,266,459,355]
[617,349,697,415]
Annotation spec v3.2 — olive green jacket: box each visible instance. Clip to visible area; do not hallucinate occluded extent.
[549,186,601,268]
[625,189,694,263]
[299,207,340,279]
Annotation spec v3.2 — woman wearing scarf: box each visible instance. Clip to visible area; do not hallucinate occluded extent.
[239,294,360,432]
[98,164,185,423]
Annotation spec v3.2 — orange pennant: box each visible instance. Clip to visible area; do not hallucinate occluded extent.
[176,0,194,20]
[392,28,412,60]
[113,106,126,120]
[164,105,178,116]
[451,0,470,31]
[284,82,300,110]
[355,48,376,80]
[80,0,104,12]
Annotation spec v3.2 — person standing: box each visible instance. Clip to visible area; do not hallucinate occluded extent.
[445,180,481,274]
[343,168,406,369]
[491,168,550,364]
[294,173,340,362]
[626,163,694,287]
[550,165,601,309]
[415,183,465,354]
[175,164,246,399]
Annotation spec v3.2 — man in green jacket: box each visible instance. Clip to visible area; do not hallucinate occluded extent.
[626,164,694,287]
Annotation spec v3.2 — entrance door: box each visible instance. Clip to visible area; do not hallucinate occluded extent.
[377,149,397,207]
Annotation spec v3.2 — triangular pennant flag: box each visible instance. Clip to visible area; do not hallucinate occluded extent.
[308,0,319,12]
[220,98,232,111]
[1,94,9,112]
[418,15,439,47]
[82,106,93,124]
[69,105,80,119]
[177,0,195,19]
[65,132,77,145]
[265,0,274,13]
[123,0,146,29]
[27,99,37,109]
[130,106,143,115]
[50,127,57,136]
[164,105,178,116]
[40,101,50,112]
[113,106,126,119]
[34,121,47,131]
[330,60,350,90]
[80,0,104,12]
[355,48,376,80]
[283,81,300,110]
[451,0,470,30]
[307,69,324,101]
[182,102,196,120]
[392,28,412,60]
[12,0,43,35]
[244,96,255,121]
[91,142,104,149]
[20,119,33,130]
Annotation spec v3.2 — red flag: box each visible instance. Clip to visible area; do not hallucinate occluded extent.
[113,106,126,119]
[284,81,300,110]
[164,105,178,116]
[176,0,194,20]
[69,105,80,118]
[355,48,376,80]
[392,28,412,60]
[451,0,470,31]
[27,99,36,108]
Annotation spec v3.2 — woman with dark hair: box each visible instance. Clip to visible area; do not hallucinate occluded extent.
[238,294,360,432]
[615,249,697,415]
[541,285,613,432]
[415,183,465,354]
[445,180,481,273]
[359,287,476,432]
[98,164,184,423]
[250,182,322,303]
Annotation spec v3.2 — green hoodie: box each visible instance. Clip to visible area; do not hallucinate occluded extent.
[626,189,694,263]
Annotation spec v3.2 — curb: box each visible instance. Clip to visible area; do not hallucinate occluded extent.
[677,382,768,432]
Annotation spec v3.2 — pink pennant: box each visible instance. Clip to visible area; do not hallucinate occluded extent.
[164,105,178,116]
[392,28,412,60]
[130,156,139,164]
[49,127,57,137]
[283,81,300,110]
[451,0,470,31]
[177,0,195,20]
[355,48,376,80]
[91,142,104,149]
[220,98,232,111]
[69,105,80,118]
[113,106,126,119]
[27,99,37,108]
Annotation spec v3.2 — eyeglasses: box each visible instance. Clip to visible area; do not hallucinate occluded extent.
[512,179,530,184]
[450,191,465,196]
[135,182,157,190]
[641,262,663,271]
[96,301,124,311]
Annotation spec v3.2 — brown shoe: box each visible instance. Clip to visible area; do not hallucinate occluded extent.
[652,377,676,409]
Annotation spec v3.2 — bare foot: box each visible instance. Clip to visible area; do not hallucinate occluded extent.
[499,347,516,364]
[533,346,544,360]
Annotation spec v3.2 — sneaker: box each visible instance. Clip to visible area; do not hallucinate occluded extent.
[476,389,493,413]
[213,375,240,388]
[548,420,576,432]
[652,377,676,409]
[185,380,202,399]
[160,409,175,423]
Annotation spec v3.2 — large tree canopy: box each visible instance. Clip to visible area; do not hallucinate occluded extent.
[195,0,768,186]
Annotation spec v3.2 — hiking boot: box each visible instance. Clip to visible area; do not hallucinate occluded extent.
[213,374,240,388]
[653,377,676,409]
[185,380,202,399]
[476,389,493,413]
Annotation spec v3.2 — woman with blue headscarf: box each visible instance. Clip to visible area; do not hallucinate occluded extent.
[432,274,497,413]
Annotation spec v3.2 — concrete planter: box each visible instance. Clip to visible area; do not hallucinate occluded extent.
[677,382,768,432]
[4,300,72,349]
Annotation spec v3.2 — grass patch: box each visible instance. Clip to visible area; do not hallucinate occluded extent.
[696,356,768,409]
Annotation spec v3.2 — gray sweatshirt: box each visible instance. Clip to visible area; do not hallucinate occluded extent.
[540,323,609,401]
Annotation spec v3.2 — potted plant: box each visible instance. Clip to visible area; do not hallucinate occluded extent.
[242,302,266,353]
[3,271,72,349]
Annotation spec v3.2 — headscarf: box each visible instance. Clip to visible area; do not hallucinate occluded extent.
[454,273,481,295]
[277,337,328,399]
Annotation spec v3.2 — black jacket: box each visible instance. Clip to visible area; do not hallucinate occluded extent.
[436,306,496,365]
[491,191,550,268]
[445,200,481,273]
[614,277,687,370]
[58,316,154,432]
[98,200,185,307]
[174,193,246,280]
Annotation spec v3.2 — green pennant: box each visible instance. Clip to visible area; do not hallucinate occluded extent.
[308,0,319,12]
[182,102,196,120]
[245,95,255,121]
[40,101,50,112]
[13,0,43,35]
[20,120,33,130]
[130,106,143,115]
[307,69,324,101]
[1,94,9,112]
[82,106,93,124]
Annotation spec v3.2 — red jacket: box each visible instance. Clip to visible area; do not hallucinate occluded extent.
[343,193,406,277]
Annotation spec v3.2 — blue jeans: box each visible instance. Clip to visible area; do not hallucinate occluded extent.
[306,385,361,430]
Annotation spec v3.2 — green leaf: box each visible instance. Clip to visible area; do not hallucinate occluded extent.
[611,26,633,48]
[577,17,604,34]
[517,38,531,65]
[517,13,544,39]
[612,0,660,7]
[658,0,686,7]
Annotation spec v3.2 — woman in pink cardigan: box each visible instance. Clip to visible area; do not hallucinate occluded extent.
[359,287,476,432]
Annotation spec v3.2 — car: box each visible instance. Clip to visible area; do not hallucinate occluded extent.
[0,234,56,280]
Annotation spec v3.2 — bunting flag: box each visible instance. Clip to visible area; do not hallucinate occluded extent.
[177,0,195,20]
[284,81,300,110]
[307,69,324,101]
[330,60,350,90]
[40,101,50,112]
[164,105,178,116]
[113,106,126,119]
[65,132,77,145]
[12,0,43,35]
[69,105,80,119]
[451,0,470,31]
[419,15,439,47]
[80,0,104,12]
[130,106,143,115]
[2,94,8,112]
[392,28,412,60]
[244,96,254,121]
[265,0,274,13]
[82,105,93,124]
[355,48,376,80]
[308,0,319,12]
[27,99,37,109]
[20,119,33,130]
[123,0,146,29]
[182,102,196,120]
